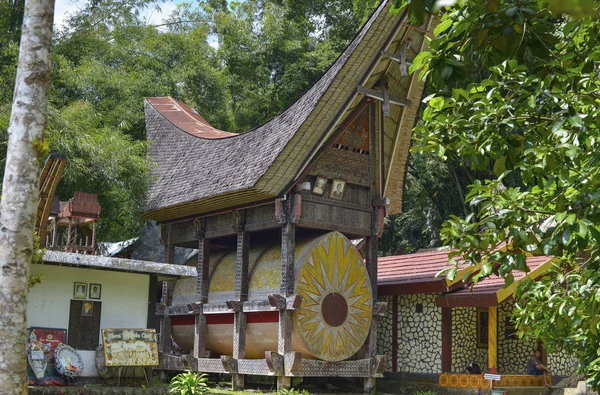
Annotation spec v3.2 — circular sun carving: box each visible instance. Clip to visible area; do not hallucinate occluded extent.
[294,232,373,361]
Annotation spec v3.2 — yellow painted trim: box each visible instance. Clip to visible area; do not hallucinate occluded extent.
[496,257,555,304]
[488,306,498,369]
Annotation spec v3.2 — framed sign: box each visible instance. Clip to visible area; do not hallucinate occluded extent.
[82,302,93,317]
[102,329,159,367]
[73,282,87,299]
[312,176,328,196]
[329,179,346,200]
[89,283,102,299]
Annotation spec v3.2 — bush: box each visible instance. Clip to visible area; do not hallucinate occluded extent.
[169,371,209,395]
[276,389,312,395]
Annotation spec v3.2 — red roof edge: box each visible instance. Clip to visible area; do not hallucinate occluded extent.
[146,97,237,139]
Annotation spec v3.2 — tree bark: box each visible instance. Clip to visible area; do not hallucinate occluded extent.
[0,0,54,392]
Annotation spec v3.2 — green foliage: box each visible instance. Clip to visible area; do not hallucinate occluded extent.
[390,0,598,25]
[412,391,437,395]
[276,388,313,395]
[169,371,209,395]
[380,152,474,255]
[0,0,373,243]
[29,233,45,289]
[409,0,600,389]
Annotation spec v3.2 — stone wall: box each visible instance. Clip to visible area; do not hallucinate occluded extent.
[377,296,394,372]
[396,293,442,373]
[548,348,578,376]
[498,300,537,374]
[377,294,578,377]
[451,307,488,373]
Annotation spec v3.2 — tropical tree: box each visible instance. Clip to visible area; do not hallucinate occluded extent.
[398,0,600,388]
[0,0,55,391]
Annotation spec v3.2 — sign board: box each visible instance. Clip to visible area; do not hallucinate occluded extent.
[102,329,159,367]
[484,373,502,381]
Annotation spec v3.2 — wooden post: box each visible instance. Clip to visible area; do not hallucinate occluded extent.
[193,219,210,364]
[277,196,295,390]
[232,212,249,390]
[91,220,96,252]
[441,307,452,372]
[488,306,498,371]
[392,296,398,372]
[158,225,175,381]
[364,201,384,393]
[364,96,383,394]
[66,217,72,252]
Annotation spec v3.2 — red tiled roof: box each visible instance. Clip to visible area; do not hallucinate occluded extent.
[378,248,469,285]
[377,247,553,300]
[146,97,236,139]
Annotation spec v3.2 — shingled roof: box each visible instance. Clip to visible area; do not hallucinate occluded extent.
[144,1,434,221]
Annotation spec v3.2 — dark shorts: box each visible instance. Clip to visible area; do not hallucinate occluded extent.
[528,367,544,375]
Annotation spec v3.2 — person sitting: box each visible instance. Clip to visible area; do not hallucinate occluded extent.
[527,349,551,387]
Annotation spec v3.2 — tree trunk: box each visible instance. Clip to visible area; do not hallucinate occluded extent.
[0,0,54,392]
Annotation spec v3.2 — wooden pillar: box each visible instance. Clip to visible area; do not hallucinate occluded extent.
[91,220,97,251]
[159,244,175,354]
[441,307,452,372]
[392,296,398,372]
[66,217,72,251]
[488,306,498,371]
[193,219,210,363]
[277,196,296,390]
[158,226,175,381]
[364,201,383,394]
[232,212,249,391]
[51,218,57,248]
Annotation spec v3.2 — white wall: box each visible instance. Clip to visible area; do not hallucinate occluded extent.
[27,264,150,376]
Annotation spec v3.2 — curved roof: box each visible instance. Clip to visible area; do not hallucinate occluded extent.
[144,1,434,221]
[146,97,235,139]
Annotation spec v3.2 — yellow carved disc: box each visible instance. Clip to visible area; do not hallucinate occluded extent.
[294,232,373,361]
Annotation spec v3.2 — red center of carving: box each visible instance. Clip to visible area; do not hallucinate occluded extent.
[321,292,348,327]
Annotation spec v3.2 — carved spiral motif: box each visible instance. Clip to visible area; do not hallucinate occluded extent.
[294,232,373,361]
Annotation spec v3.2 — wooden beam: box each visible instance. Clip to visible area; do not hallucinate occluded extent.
[232,212,249,391]
[277,196,296,391]
[441,307,452,372]
[364,200,382,393]
[193,219,210,362]
[381,50,412,66]
[401,21,430,34]
[488,306,498,371]
[159,226,175,361]
[357,86,412,107]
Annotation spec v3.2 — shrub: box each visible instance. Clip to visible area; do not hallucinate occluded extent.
[276,389,313,395]
[169,371,209,395]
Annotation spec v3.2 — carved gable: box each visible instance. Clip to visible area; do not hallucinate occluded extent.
[331,101,372,155]
[308,100,375,186]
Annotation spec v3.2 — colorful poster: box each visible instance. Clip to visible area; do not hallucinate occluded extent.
[102,329,159,367]
[27,327,68,386]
